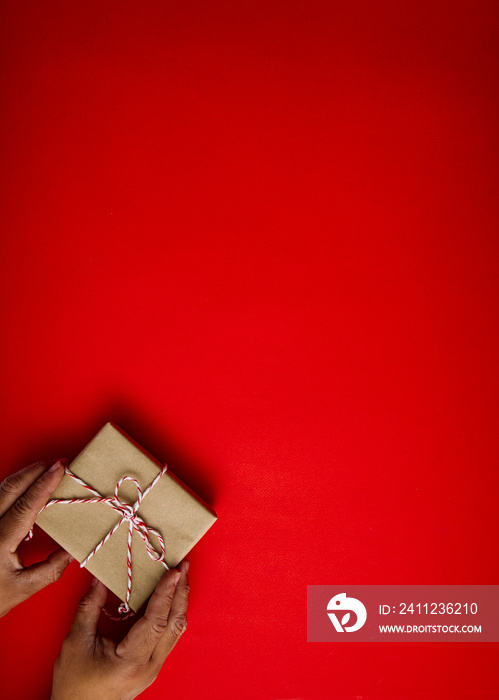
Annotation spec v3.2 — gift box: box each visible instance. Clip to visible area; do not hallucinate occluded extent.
[35,422,217,613]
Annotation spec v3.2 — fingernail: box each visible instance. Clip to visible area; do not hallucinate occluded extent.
[174,572,181,585]
[68,555,74,563]
[91,576,99,588]
[183,560,190,574]
[48,460,63,473]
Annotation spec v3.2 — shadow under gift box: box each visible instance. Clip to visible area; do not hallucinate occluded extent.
[35,422,217,612]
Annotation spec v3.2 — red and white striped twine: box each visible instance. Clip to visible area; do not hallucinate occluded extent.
[27,465,170,620]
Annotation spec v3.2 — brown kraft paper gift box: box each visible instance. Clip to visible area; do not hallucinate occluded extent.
[35,422,217,612]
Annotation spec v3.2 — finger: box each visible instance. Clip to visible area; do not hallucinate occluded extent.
[0,460,66,551]
[0,461,52,517]
[116,568,181,664]
[68,577,108,645]
[17,548,73,595]
[152,560,190,664]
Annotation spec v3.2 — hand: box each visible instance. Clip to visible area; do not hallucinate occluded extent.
[0,459,73,618]
[51,561,190,700]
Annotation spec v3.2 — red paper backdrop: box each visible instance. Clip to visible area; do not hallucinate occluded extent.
[1,2,498,698]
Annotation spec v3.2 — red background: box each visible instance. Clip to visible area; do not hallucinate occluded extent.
[0,2,498,698]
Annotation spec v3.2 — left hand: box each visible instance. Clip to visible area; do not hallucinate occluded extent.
[0,459,73,618]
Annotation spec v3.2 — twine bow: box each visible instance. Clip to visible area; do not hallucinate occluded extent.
[27,465,169,619]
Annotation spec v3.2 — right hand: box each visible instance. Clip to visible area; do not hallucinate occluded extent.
[51,561,190,700]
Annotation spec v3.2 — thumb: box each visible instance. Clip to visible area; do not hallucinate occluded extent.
[69,577,108,644]
[19,548,73,594]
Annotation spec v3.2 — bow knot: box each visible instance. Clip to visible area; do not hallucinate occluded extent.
[118,503,136,521]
